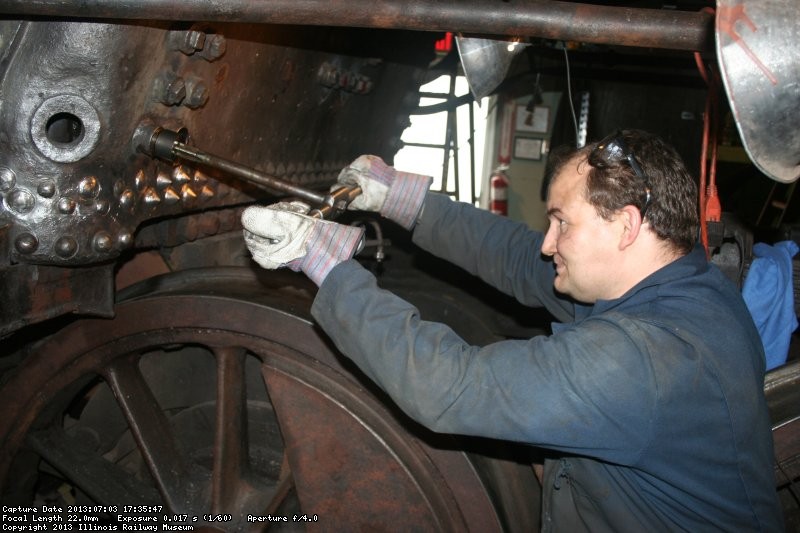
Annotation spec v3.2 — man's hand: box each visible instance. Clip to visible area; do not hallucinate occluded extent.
[337,155,432,230]
[242,201,365,286]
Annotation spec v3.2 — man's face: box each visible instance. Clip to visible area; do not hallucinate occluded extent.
[541,158,624,303]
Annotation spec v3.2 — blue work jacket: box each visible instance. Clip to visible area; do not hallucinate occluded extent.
[312,193,784,531]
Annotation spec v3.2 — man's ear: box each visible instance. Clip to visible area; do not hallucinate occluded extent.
[618,205,643,250]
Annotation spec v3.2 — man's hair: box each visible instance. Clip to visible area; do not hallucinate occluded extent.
[551,129,699,255]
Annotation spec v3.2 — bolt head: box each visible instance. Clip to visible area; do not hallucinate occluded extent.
[201,34,226,61]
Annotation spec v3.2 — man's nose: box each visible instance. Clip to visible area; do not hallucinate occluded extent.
[541,224,557,256]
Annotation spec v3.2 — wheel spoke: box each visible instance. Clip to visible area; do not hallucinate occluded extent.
[26,426,159,505]
[104,356,193,513]
[211,345,249,513]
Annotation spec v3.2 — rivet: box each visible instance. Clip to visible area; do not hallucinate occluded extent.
[193,170,208,184]
[200,185,215,200]
[117,230,133,249]
[14,233,38,254]
[119,189,135,209]
[163,187,180,205]
[181,183,197,203]
[142,187,161,206]
[173,166,191,184]
[0,167,17,192]
[7,189,35,213]
[156,172,173,189]
[37,179,56,198]
[54,236,78,258]
[78,176,100,199]
[95,198,110,215]
[93,231,113,253]
[134,169,147,190]
[58,197,76,214]
[113,178,126,197]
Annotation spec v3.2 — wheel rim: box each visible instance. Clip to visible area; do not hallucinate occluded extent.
[0,270,524,531]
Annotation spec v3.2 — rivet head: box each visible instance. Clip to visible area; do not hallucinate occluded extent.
[181,183,197,203]
[156,172,173,189]
[0,167,16,192]
[78,176,100,199]
[172,166,191,184]
[37,179,56,198]
[163,187,180,205]
[117,230,133,249]
[200,185,215,200]
[58,197,77,214]
[54,236,78,258]
[119,189,135,209]
[143,187,161,206]
[95,198,110,215]
[7,189,35,213]
[93,231,113,253]
[14,233,38,254]
[134,169,147,190]
[113,178,126,197]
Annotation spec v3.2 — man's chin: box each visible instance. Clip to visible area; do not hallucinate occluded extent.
[553,278,569,296]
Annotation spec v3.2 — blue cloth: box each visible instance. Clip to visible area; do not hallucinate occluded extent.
[743,240,799,371]
[312,192,784,532]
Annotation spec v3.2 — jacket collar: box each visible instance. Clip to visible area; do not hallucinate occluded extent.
[575,244,708,319]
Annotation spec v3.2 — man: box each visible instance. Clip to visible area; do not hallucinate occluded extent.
[241,129,783,531]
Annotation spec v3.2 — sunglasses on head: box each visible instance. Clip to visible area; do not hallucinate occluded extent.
[591,131,653,217]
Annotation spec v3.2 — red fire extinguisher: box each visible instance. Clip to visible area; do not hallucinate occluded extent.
[489,167,509,216]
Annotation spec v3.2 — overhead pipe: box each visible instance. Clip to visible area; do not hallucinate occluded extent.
[0,0,714,52]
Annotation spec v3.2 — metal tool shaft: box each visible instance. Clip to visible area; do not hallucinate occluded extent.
[171,143,328,206]
[142,126,361,219]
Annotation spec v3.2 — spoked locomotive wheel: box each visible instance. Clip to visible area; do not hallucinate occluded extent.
[0,268,539,532]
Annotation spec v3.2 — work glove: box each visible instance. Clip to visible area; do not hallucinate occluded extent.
[242,201,365,287]
[337,155,432,230]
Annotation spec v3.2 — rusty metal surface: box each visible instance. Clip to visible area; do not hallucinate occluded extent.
[264,366,464,531]
[0,20,429,268]
[0,262,114,337]
[0,16,430,334]
[0,268,532,530]
[0,0,714,52]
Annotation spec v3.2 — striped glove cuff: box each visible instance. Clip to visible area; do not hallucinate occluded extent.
[381,171,433,230]
[295,221,365,286]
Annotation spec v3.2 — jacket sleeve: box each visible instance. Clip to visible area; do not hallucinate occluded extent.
[312,260,656,464]
[412,192,574,322]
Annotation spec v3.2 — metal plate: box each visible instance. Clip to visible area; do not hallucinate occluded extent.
[716,0,800,183]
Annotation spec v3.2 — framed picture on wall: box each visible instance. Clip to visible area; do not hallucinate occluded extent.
[515,104,550,133]
[513,137,543,160]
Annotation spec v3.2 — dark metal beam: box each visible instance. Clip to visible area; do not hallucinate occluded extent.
[0,0,714,51]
